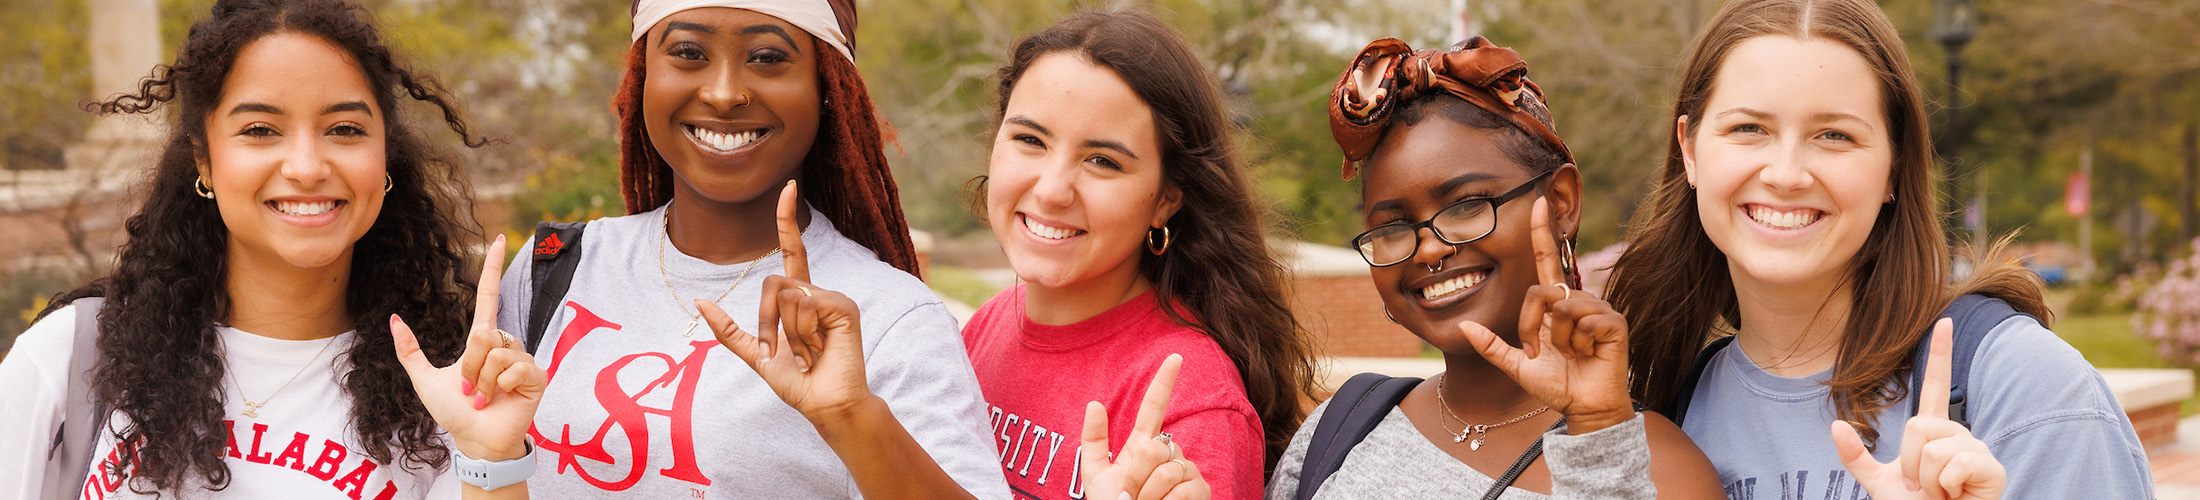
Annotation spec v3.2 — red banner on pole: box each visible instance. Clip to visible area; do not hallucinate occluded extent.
[2066,172,2089,216]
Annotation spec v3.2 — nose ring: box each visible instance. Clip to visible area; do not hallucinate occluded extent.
[1424,258,1446,273]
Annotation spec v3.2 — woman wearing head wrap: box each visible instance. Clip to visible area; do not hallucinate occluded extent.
[405,0,1011,498]
[1264,37,1722,499]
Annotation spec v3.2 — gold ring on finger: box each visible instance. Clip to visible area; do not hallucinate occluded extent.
[1554,283,1570,300]
[493,329,514,349]
[1168,458,1194,474]
[797,287,814,297]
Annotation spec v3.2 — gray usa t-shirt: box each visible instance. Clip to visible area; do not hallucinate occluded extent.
[1680,316,2152,500]
[498,206,1009,499]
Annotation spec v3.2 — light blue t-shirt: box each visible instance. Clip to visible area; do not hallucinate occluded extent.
[1679,316,2153,500]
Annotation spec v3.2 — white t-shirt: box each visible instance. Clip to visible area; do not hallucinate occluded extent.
[497,207,1008,498]
[0,303,459,500]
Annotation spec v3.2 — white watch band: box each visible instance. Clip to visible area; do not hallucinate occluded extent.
[453,439,535,491]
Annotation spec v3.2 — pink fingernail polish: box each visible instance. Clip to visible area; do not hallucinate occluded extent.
[461,379,475,395]
[473,393,487,410]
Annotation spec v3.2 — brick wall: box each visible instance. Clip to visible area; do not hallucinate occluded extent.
[2131,402,2181,450]
[1290,275,1424,358]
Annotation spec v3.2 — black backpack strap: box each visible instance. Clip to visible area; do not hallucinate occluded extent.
[1294,373,1422,500]
[526,222,588,356]
[1668,335,1736,427]
[1911,294,2028,426]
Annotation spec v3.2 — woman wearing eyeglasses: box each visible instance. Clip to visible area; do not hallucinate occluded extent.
[1265,37,1721,499]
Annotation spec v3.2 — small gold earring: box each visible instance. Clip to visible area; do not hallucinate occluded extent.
[1146,226,1172,255]
[194,176,215,199]
[385,173,393,193]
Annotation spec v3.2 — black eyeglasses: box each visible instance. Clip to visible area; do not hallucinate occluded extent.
[1352,168,1554,267]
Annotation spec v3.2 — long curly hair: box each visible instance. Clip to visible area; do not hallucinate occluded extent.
[41,0,482,492]
[984,9,1318,472]
[611,34,920,276]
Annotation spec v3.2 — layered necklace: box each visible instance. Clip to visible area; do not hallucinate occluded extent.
[660,207,779,337]
[1434,373,1550,451]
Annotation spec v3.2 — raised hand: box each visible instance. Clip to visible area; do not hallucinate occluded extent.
[393,234,547,462]
[1455,196,1635,434]
[698,180,874,422]
[1078,354,1211,500]
[1831,318,2005,500]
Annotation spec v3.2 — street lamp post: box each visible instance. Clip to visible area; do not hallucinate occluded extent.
[1933,0,1978,225]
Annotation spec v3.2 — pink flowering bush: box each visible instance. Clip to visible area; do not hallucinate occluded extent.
[2136,238,2200,363]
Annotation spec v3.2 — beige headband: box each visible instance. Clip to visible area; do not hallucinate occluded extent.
[631,0,853,60]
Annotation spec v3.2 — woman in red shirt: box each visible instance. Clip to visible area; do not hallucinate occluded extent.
[958,9,1318,500]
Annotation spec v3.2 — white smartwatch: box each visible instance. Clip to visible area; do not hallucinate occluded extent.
[454,439,535,491]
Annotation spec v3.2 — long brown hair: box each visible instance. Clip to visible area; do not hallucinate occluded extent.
[40,0,481,491]
[611,34,919,276]
[989,9,1317,471]
[1608,0,2049,446]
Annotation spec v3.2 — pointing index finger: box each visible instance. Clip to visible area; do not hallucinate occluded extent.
[1529,197,1564,287]
[1132,354,1185,438]
[1919,318,1955,419]
[473,235,509,333]
[777,180,809,283]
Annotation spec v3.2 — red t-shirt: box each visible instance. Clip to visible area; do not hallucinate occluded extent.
[962,284,1264,500]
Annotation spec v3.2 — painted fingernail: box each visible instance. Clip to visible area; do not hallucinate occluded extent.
[473,393,487,410]
[1118,493,1131,500]
[461,379,475,396]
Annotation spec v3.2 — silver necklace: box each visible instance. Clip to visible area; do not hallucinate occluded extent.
[1434,373,1550,451]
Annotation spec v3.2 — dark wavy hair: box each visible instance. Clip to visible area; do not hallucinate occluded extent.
[981,9,1319,472]
[40,0,483,492]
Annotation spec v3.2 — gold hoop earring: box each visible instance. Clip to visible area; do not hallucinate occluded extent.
[194,176,215,199]
[1384,308,1399,324]
[1559,236,1578,286]
[384,173,393,193]
[1146,226,1172,255]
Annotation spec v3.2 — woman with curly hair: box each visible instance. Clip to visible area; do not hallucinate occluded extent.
[0,0,503,498]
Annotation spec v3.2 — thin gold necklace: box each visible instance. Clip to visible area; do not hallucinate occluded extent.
[660,207,779,337]
[224,332,341,419]
[1434,373,1550,451]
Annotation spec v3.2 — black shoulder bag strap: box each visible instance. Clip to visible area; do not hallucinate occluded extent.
[1479,401,1647,499]
[1293,373,1423,500]
[526,222,588,356]
[1667,335,1737,427]
[1911,293,2028,426]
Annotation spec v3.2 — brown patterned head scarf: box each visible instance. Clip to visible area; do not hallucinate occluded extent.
[1328,36,1573,180]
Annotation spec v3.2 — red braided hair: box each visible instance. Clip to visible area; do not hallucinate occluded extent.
[612,37,920,277]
